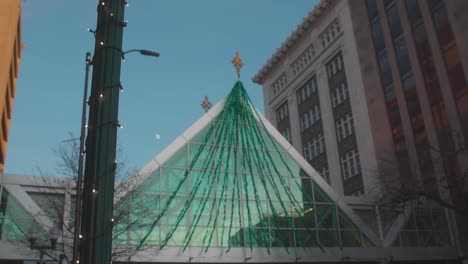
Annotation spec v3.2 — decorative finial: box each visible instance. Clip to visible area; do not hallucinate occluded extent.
[231,51,244,79]
[201,96,212,112]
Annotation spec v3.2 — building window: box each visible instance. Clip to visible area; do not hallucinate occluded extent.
[319,19,342,49]
[371,18,385,53]
[300,104,321,131]
[341,148,361,180]
[384,83,396,102]
[280,127,292,143]
[366,0,379,19]
[276,102,289,123]
[271,73,288,98]
[377,51,393,86]
[327,53,344,79]
[332,81,349,107]
[394,36,411,75]
[386,2,402,37]
[291,45,315,76]
[317,166,330,184]
[335,19,341,33]
[303,133,326,161]
[336,112,354,142]
[296,76,317,104]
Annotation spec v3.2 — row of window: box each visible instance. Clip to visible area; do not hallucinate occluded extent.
[300,104,321,132]
[366,0,414,183]
[303,133,326,161]
[320,19,341,48]
[272,73,288,98]
[271,18,341,99]
[291,44,315,77]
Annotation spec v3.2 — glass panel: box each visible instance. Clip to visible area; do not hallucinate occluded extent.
[28,193,64,223]
[341,230,361,247]
[136,170,160,194]
[271,228,293,247]
[245,228,269,247]
[293,204,315,228]
[318,230,339,247]
[400,231,419,246]
[161,168,188,196]
[339,210,358,230]
[314,184,333,203]
[163,145,187,168]
[316,204,338,229]
[295,229,317,247]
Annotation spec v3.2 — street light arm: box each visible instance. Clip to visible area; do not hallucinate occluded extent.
[100,46,160,61]
[123,49,160,58]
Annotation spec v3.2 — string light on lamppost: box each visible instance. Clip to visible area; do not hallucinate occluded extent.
[77,1,159,263]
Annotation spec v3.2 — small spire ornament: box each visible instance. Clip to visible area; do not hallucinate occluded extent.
[231,51,244,79]
[201,96,212,112]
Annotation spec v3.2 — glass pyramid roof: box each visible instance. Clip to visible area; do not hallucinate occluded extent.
[115,81,379,254]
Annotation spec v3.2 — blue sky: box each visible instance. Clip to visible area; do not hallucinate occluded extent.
[6,0,318,176]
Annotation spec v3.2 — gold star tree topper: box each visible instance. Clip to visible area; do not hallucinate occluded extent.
[232,51,244,79]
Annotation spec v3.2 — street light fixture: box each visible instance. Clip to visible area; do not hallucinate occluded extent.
[28,220,60,263]
[124,49,160,58]
[100,46,160,61]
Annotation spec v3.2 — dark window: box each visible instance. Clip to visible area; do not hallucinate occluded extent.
[326,53,344,79]
[276,102,289,123]
[378,51,393,86]
[428,0,443,11]
[403,73,415,92]
[405,0,421,23]
[366,0,378,20]
[371,18,385,53]
[384,0,394,7]
[384,83,396,102]
[296,76,317,104]
[280,127,292,143]
[394,37,411,75]
[412,21,426,44]
[386,3,402,37]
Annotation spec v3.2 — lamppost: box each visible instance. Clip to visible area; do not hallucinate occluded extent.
[28,220,60,264]
[72,48,159,264]
[78,1,160,262]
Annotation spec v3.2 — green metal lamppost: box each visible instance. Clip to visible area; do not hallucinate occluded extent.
[75,1,158,264]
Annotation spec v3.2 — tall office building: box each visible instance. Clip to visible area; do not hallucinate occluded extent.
[253,0,468,201]
[0,0,21,172]
[253,0,468,255]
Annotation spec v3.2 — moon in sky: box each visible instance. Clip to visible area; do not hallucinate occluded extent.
[155,134,161,140]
